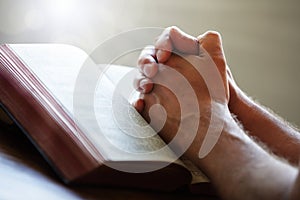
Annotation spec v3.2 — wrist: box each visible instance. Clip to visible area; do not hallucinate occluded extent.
[229,86,256,122]
[186,103,241,163]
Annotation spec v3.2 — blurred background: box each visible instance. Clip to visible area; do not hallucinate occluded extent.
[0,0,300,126]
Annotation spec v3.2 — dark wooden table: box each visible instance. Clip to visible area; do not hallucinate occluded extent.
[0,123,218,200]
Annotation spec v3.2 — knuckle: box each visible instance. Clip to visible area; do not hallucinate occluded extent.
[163,26,179,40]
[205,30,222,40]
[137,57,145,66]
[138,56,152,66]
[168,26,180,39]
[168,26,179,34]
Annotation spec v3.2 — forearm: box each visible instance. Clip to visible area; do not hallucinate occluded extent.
[230,91,300,164]
[187,115,298,199]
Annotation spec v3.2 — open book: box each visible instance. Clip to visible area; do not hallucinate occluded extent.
[0,44,213,194]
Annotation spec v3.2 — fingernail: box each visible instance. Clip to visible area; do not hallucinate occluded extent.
[140,79,148,92]
[140,78,153,93]
[144,65,151,77]
[134,99,145,113]
[144,63,157,78]
[156,50,164,62]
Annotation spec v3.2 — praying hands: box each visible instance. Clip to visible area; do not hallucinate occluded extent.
[133,26,300,200]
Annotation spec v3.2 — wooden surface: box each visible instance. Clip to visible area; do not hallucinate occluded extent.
[0,123,218,200]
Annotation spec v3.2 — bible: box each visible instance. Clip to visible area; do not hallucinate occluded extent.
[0,44,212,193]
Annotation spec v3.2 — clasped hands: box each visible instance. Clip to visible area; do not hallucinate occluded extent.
[133,26,242,156]
[131,27,300,200]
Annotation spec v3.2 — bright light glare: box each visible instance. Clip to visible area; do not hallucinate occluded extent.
[47,0,81,20]
[25,9,45,30]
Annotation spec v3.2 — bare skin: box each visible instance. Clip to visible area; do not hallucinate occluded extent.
[134,26,300,199]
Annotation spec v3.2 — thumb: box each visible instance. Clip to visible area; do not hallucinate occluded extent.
[198,31,229,101]
[197,31,227,76]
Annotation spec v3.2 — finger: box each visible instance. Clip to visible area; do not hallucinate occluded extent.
[155,26,199,63]
[133,99,145,114]
[140,78,154,94]
[197,31,227,81]
[143,63,158,78]
[138,45,156,60]
[197,31,229,101]
[133,74,146,91]
[133,75,154,94]
[137,46,159,78]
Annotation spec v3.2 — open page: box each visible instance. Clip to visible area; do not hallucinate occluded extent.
[8,44,180,165]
